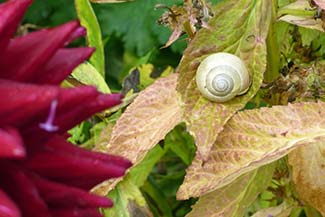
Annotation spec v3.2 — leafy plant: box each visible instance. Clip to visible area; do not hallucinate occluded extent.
[18,0,325,216]
[92,0,325,216]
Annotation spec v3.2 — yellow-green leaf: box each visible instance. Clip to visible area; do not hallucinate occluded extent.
[288,140,325,216]
[75,0,106,77]
[177,0,271,160]
[71,62,110,93]
[279,15,324,32]
[186,164,275,217]
[277,0,324,32]
[178,101,325,199]
[103,178,152,217]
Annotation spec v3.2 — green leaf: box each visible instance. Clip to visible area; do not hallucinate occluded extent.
[304,205,323,217]
[23,0,76,26]
[128,145,166,187]
[75,0,106,77]
[165,124,196,165]
[178,101,325,199]
[71,62,110,93]
[103,178,152,217]
[91,0,134,3]
[93,0,184,56]
[92,144,166,197]
[186,164,275,217]
[177,0,272,160]
[141,179,174,217]
[67,121,92,144]
[95,145,166,216]
[299,27,321,47]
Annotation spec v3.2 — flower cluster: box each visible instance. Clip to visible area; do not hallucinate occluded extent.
[0,0,131,216]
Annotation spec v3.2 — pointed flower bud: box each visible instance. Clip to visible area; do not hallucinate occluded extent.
[0,0,131,216]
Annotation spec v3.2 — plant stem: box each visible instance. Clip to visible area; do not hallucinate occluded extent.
[265,0,281,82]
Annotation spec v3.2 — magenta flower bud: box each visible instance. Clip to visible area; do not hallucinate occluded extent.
[0,0,132,216]
[0,128,25,158]
[0,189,21,217]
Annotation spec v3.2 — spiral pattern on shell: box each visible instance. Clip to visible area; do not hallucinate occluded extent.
[196,52,250,102]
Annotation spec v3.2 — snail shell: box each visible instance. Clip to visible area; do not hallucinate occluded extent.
[196,52,250,102]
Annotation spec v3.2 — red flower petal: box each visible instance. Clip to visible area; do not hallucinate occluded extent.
[0,128,25,158]
[65,26,87,46]
[0,188,21,217]
[47,135,132,169]
[0,20,80,82]
[35,48,95,85]
[25,140,128,189]
[0,163,50,217]
[50,208,103,217]
[24,93,123,138]
[0,80,59,126]
[0,80,100,129]
[53,94,123,133]
[28,173,113,208]
[0,0,31,51]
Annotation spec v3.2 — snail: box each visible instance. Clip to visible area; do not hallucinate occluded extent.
[196,52,250,102]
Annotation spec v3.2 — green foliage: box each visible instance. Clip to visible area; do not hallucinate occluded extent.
[75,0,106,77]
[165,124,196,165]
[104,124,196,217]
[23,0,76,26]
[93,0,185,56]
[71,62,110,93]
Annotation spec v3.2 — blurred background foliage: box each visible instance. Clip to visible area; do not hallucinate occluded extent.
[21,0,221,90]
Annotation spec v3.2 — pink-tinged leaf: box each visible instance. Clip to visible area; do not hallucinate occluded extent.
[251,202,294,217]
[279,15,324,32]
[0,0,31,51]
[106,74,182,164]
[35,48,95,85]
[278,0,324,32]
[288,140,325,216]
[177,0,271,160]
[0,20,80,82]
[313,0,325,9]
[0,128,25,158]
[178,101,325,199]
[162,28,183,49]
[0,163,50,217]
[0,189,21,217]
[186,164,274,217]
